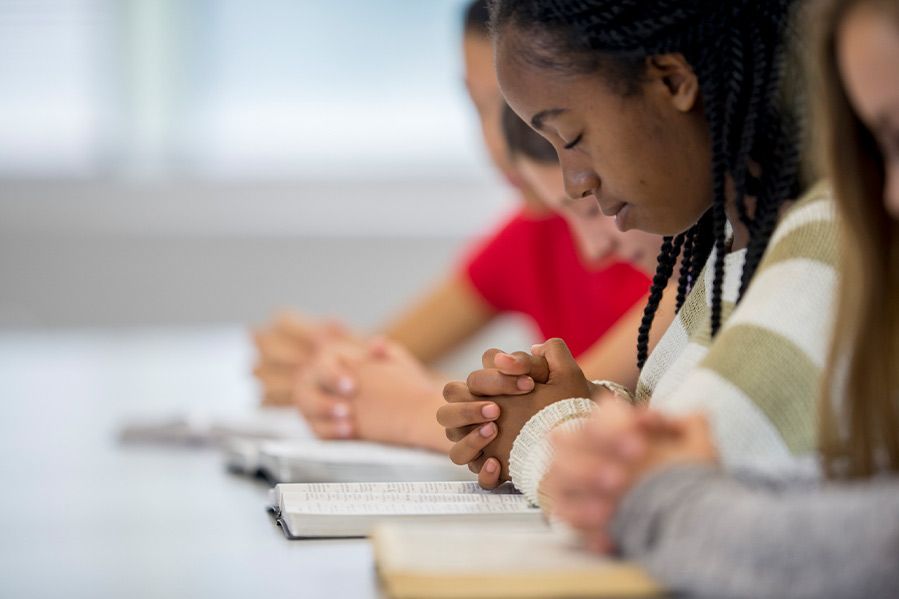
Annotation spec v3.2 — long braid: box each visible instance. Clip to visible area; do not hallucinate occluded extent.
[691,210,715,290]
[490,0,804,361]
[675,227,695,312]
[637,233,685,369]
[740,39,805,294]
[697,48,733,336]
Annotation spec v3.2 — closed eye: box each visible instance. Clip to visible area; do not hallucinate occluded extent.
[563,133,583,150]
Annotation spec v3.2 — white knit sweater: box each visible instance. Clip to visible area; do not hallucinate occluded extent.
[510,184,838,505]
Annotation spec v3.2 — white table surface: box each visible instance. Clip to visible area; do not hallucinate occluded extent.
[0,327,380,599]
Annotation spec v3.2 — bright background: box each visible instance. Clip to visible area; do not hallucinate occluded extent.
[0,0,522,339]
[0,6,535,594]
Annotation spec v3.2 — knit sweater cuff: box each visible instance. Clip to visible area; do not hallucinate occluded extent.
[509,397,596,506]
[593,379,635,403]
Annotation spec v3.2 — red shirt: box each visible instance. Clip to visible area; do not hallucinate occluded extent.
[462,208,650,358]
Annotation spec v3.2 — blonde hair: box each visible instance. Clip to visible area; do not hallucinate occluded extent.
[815,0,899,478]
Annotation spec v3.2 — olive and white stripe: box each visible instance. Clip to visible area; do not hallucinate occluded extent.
[509,183,837,506]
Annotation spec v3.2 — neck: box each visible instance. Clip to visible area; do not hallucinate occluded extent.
[723,173,756,252]
[725,198,753,252]
[518,185,552,216]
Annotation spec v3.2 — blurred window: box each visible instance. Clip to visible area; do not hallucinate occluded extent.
[0,0,481,180]
[0,0,114,175]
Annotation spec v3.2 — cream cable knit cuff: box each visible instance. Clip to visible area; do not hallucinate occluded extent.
[508,397,596,506]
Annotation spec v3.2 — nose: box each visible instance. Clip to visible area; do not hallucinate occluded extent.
[561,156,600,201]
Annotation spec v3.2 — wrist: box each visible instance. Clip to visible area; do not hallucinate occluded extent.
[590,379,634,405]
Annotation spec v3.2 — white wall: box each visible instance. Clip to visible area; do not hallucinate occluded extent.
[0,178,520,335]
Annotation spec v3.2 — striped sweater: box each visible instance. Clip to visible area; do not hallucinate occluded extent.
[509,184,838,505]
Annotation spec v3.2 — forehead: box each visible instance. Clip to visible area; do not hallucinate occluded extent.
[495,35,582,117]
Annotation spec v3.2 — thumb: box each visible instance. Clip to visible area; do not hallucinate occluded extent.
[531,338,578,379]
[493,351,550,384]
[315,350,361,396]
[367,335,393,360]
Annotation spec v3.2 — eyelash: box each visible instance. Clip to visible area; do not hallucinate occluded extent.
[563,133,583,150]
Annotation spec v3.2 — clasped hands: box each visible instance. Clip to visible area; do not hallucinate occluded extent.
[438,336,718,555]
[252,311,444,447]
[437,338,598,488]
[543,403,717,554]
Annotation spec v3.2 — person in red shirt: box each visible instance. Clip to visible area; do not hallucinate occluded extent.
[251,1,667,451]
[463,211,650,359]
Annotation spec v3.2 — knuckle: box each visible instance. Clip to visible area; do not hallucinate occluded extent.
[481,348,501,365]
[511,351,531,363]
[442,381,466,402]
[468,370,506,395]
[448,448,468,465]
[465,369,490,390]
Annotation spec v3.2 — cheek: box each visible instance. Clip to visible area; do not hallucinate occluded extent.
[594,108,712,236]
[479,112,513,174]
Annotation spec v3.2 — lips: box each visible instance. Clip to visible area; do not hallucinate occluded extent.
[599,201,626,218]
[614,204,632,232]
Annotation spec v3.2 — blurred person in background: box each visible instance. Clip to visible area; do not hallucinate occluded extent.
[251,0,662,451]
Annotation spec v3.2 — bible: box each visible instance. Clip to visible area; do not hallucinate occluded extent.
[268,480,541,539]
[230,438,473,484]
[373,523,661,598]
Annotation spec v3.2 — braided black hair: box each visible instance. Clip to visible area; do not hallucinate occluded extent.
[464,0,490,36]
[489,0,805,368]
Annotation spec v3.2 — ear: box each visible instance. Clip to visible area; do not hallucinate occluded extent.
[645,53,700,113]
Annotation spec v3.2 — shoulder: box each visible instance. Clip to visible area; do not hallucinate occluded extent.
[762,181,838,270]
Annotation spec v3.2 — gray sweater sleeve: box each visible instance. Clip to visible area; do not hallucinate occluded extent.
[610,464,899,599]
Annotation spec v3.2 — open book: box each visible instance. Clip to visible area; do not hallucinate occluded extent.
[373,523,661,598]
[268,481,542,539]
[227,438,474,484]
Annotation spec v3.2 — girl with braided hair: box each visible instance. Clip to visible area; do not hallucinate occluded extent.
[539,1,899,596]
[438,0,839,494]
[501,103,673,389]
[250,0,653,449]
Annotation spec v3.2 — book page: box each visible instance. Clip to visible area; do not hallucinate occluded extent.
[285,495,536,516]
[279,482,534,515]
[277,480,516,496]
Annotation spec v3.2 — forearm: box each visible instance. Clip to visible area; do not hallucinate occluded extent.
[380,275,495,365]
[611,464,899,599]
